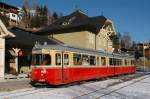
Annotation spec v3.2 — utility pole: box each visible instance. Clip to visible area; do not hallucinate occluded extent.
[143,43,146,71]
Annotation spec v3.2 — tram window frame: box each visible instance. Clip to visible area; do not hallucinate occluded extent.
[32,54,42,65]
[43,54,51,65]
[97,57,100,66]
[109,58,113,66]
[101,57,106,66]
[128,60,131,65]
[113,58,116,66]
[119,59,122,65]
[32,54,51,65]
[131,60,135,65]
[116,59,121,66]
[73,53,82,65]
[90,56,96,65]
[82,54,90,66]
[64,54,69,65]
[116,59,119,66]
[55,53,61,65]
[125,59,128,66]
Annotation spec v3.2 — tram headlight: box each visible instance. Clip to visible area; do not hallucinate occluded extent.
[41,69,47,74]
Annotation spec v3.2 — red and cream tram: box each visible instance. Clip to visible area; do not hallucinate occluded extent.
[30,44,136,85]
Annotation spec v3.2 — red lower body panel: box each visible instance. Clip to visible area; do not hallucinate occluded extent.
[31,66,136,85]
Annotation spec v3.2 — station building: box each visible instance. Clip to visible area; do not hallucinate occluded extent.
[0,19,60,79]
[36,10,117,53]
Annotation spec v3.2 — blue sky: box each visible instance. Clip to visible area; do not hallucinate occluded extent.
[2,0,150,42]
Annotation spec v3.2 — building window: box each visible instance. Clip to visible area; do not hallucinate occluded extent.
[64,54,69,65]
[101,57,106,66]
[12,14,16,17]
[55,53,61,65]
[62,22,69,25]
[73,53,82,65]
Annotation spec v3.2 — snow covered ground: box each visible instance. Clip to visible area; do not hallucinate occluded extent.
[0,74,150,99]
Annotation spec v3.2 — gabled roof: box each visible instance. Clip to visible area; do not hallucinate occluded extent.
[6,27,61,48]
[35,10,107,35]
[0,2,18,10]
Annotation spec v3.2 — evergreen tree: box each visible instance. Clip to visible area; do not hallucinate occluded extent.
[53,12,58,20]
[0,13,9,27]
[20,1,63,28]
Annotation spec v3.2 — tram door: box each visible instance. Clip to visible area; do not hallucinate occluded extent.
[61,52,70,83]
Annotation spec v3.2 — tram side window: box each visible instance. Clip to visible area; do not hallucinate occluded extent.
[97,57,100,66]
[109,58,113,65]
[116,59,121,66]
[55,53,61,65]
[131,60,135,65]
[73,53,82,65]
[125,59,128,66]
[116,59,119,66]
[82,55,90,65]
[113,58,116,65]
[128,60,131,65]
[32,54,42,65]
[101,57,106,66]
[119,59,122,65]
[64,54,69,65]
[43,54,51,65]
[90,56,96,65]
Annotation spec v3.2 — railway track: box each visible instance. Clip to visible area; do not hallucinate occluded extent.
[72,72,150,99]
[0,88,49,98]
[96,75,150,99]
[0,72,149,99]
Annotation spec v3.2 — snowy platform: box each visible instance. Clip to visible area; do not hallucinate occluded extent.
[0,74,150,99]
[4,74,28,79]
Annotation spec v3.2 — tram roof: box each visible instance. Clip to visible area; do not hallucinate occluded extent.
[33,44,134,59]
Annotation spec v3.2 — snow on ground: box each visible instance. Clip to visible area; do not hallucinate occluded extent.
[0,75,150,99]
[102,75,150,99]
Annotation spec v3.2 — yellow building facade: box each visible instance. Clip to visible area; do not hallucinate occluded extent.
[52,20,116,52]
[36,10,116,53]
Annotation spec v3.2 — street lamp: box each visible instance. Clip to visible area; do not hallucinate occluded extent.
[142,42,147,71]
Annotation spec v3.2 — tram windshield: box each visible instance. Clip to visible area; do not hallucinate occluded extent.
[32,54,51,65]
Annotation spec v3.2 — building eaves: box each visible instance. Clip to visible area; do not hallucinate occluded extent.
[6,27,61,48]
[35,10,107,35]
[0,2,18,10]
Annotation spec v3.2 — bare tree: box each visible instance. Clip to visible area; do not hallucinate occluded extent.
[121,32,132,49]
